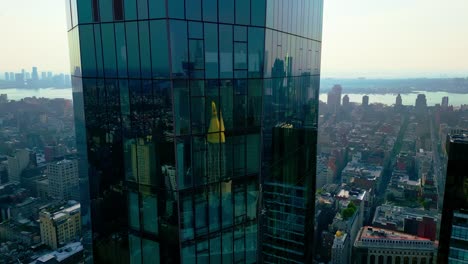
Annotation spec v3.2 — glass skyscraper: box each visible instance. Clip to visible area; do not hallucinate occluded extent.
[66,0,323,263]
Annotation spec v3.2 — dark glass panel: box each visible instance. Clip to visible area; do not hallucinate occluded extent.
[124,0,137,20]
[246,134,260,174]
[234,42,247,70]
[197,241,209,263]
[219,25,233,79]
[234,26,247,42]
[79,25,96,77]
[208,184,220,231]
[139,21,152,78]
[101,23,117,77]
[192,136,207,185]
[248,27,265,78]
[142,195,158,234]
[137,0,149,19]
[173,80,189,135]
[186,0,201,21]
[251,0,266,26]
[93,24,104,77]
[204,23,218,79]
[194,191,208,234]
[177,137,192,189]
[189,39,204,70]
[149,20,170,78]
[235,0,250,25]
[191,96,205,134]
[113,0,124,20]
[219,80,233,130]
[202,0,217,22]
[221,181,233,227]
[169,20,188,77]
[168,0,185,19]
[190,80,204,96]
[233,135,246,176]
[92,0,100,22]
[129,191,140,229]
[222,230,233,262]
[182,244,196,264]
[149,0,165,18]
[218,0,234,24]
[210,235,221,263]
[126,22,141,77]
[142,239,160,264]
[115,23,128,78]
[129,234,142,263]
[188,21,203,39]
[99,0,113,22]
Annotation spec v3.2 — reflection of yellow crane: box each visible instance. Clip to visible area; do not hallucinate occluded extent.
[207,101,225,143]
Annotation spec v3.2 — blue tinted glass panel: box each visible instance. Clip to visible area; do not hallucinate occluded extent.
[203,0,217,22]
[174,81,189,134]
[234,26,247,42]
[129,192,140,229]
[204,23,218,78]
[188,21,203,39]
[101,23,117,77]
[142,195,158,234]
[219,25,233,78]
[186,0,201,21]
[99,0,113,22]
[222,230,233,262]
[218,0,234,24]
[168,0,185,19]
[248,27,265,77]
[234,43,247,70]
[169,20,188,77]
[182,245,196,264]
[143,239,160,264]
[221,182,232,227]
[139,21,152,78]
[265,0,274,28]
[124,0,137,20]
[149,0,165,18]
[79,25,97,77]
[126,22,141,77]
[251,0,266,26]
[129,235,142,264]
[235,0,250,25]
[149,20,169,78]
[115,23,128,77]
[137,0,149,19]
[94,24,104,77]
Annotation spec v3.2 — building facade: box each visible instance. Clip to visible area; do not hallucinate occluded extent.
[353,226,435,264]
[331,231,349,264]
[438,131,468,263]
[47,159,79,201]
[39,201,81,249]
[66,0,323,263]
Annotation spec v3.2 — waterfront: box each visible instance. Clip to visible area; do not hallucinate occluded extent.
[1,88,467,107]
[319,91,468,106]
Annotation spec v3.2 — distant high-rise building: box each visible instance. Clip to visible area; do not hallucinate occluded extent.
[327,85,343,113]
[6,149,30,183]
[67,0,323,263]
[32,66,39,81]
[47,71,52,79]
[9,72,14,81]
[395,93,402,107]
[25,72,31,80]
[15,73,24,85]
[47,159,79,201]
[41,72,47,80]
[39,201,81,249]
[442,96,449,108]
[342,94,350,108]
[362,95,369,106]
[4,72,9,81]
[415,94,427,113]
[438,130,468,263]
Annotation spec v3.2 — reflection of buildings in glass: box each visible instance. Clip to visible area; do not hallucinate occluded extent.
[438,131,468,263]
[66,0,323,262]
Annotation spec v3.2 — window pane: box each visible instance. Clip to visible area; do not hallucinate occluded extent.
[79,25,96,77]
[139,21,151,78]
[219,25,233,79]
[129,192,140,229]
[234,42,247,70]
[93,24,104,77]
[115,23,127,77]
[101,23,117,77]
[181,194,194,240]
[168,0,185,19]
[129,235,142,264]
[188,21,203,39]
[124,0,137,20]
[186,0,201,21]
[143,239,160,264]
[203,0,217,22]
[173,81,189,135]
[235,0,250,25]
[150,20,170,78]
[126,22,141,77]
[149,0,165,18]
[248,27,265,77]
[142,195,158,234]
[137,0,149,19]
[219,0,234,24]
[114,0,124,20]
[169,20,188,77]
[99,0,113,22]
[251,0,266,26]
[204,23,219,78]
[234,26,247,42]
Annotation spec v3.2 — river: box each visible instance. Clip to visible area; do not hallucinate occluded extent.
[1,88,467,106]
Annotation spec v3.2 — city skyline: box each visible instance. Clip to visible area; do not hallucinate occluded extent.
[2,0,468,78]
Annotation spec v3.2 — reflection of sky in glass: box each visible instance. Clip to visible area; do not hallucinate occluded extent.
[319,91,468,107]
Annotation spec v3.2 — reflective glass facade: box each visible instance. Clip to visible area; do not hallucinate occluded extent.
[66,0,323,263]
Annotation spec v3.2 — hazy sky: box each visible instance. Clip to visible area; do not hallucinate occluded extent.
[1,0,468,78]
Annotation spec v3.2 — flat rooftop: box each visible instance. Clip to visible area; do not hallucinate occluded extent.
[449,131,468,144]
[358,226,430,242]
